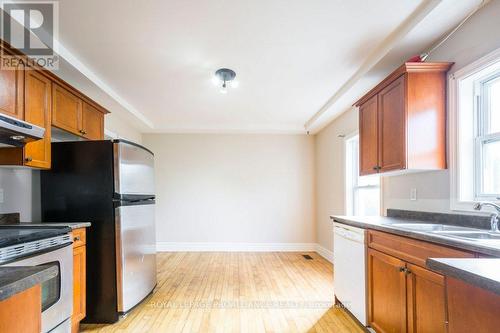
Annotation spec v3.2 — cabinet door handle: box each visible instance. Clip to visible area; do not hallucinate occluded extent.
[398,267,405,272]
[74,236,81,241]
[25,156,33,162]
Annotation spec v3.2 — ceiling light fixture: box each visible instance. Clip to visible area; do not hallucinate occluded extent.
[213,68,237,94]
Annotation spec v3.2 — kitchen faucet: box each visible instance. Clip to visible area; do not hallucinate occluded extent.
[473,202,500,232]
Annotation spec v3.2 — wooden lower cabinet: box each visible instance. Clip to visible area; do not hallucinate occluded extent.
[368,248,407,333]
[72,228,87,333]
[406,264,446,333]
[367,230,468,333]
[0,285,41,333]
[447,277,500,333]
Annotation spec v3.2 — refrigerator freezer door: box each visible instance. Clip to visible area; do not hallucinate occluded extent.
[114,141,155,196]
[115,202,157,312]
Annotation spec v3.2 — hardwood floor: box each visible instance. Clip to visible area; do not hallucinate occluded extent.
[81,252,364,333]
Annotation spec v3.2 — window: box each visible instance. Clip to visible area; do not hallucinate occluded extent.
[345,134,380,216]
[476,74,500,197]
[451,48,500,210]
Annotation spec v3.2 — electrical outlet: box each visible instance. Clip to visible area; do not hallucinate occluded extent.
[0,188,4,203]
[410,188,417,201]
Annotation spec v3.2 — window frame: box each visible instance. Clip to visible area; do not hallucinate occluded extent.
[475,72,500,199]
[344,132,380,216]
[450,47,500,212]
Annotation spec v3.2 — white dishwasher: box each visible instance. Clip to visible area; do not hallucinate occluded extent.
[333,222,367,326]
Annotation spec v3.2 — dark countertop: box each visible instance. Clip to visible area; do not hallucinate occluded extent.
[13,222,91,230]
[427,258,500,296]
[0,213,91,230]
[0,265,59,301]
[332,215,500,257]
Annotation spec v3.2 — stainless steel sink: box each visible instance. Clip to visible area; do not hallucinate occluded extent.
[389,223,479,232]
[388,222,500,244]
[434,231,500,241]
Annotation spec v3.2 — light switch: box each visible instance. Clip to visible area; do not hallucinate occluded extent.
[0,188,4,203]
[410,188,417,201]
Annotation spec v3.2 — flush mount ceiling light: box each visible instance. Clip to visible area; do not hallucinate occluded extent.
[212,68,237,94]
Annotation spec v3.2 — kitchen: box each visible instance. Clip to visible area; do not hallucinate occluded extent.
[0,1,499,332]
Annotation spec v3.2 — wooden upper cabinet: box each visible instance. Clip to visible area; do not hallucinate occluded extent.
[24,70,52,169]
[368,248,407,333]
[52,83,82,135]
[359,95,379,175]
[0,43,109,169]
[82,102,104,140]
[355,62,453,176]
[378,75,406,173]
[0,59,24,119]
[52,84,106,140]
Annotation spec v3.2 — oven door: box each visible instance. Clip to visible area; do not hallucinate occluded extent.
[5,243,73,333]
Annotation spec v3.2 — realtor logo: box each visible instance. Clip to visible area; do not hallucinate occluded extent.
[1,1,59,69]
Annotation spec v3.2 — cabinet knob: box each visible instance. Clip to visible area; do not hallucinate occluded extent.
[398,267,405,272]
[74,236,80,241]
[25,156,33,162]
[79,129,87,135]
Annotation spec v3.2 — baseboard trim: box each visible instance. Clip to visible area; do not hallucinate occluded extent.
[315,244,334,263]
[156,242,318,252]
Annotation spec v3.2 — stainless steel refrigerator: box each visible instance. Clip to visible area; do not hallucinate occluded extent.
[41,140,157,323]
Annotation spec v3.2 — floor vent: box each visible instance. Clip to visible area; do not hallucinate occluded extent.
[302,254,313,260]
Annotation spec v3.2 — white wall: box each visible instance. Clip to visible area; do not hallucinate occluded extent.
[315,108,358,254]
[0,168,40,221]
[383,0,500,214]
[142,133,316,249]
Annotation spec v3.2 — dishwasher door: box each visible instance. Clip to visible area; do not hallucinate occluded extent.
[333,223,367,325]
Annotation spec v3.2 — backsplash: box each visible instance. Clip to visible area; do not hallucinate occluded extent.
[387,209,491,230]
[0,213,20,224]
[0,168,40,222]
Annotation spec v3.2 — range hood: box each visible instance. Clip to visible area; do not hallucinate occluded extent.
[0,113,45,147]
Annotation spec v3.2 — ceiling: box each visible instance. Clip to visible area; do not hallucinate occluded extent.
[51,0,482,133]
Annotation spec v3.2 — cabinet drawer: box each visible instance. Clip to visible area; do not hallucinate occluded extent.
[72,228,86,248]
[367,230,474,268]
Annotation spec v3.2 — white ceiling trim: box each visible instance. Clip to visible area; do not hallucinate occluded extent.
[53,40,155,129]
[143,124,307,135]
[304,0,442,132]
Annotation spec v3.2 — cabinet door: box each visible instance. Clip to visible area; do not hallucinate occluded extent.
[0,285,41,333]
[82,102,104,140]
[378,75,406,172]
[406,264,446,333]
[447,277,500,333]
[0,59,24,119]
[24,70,52,169]
[368,248,407,333]
[359,95,379,175]
[52,83,82,135]
[72,245,86,332]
